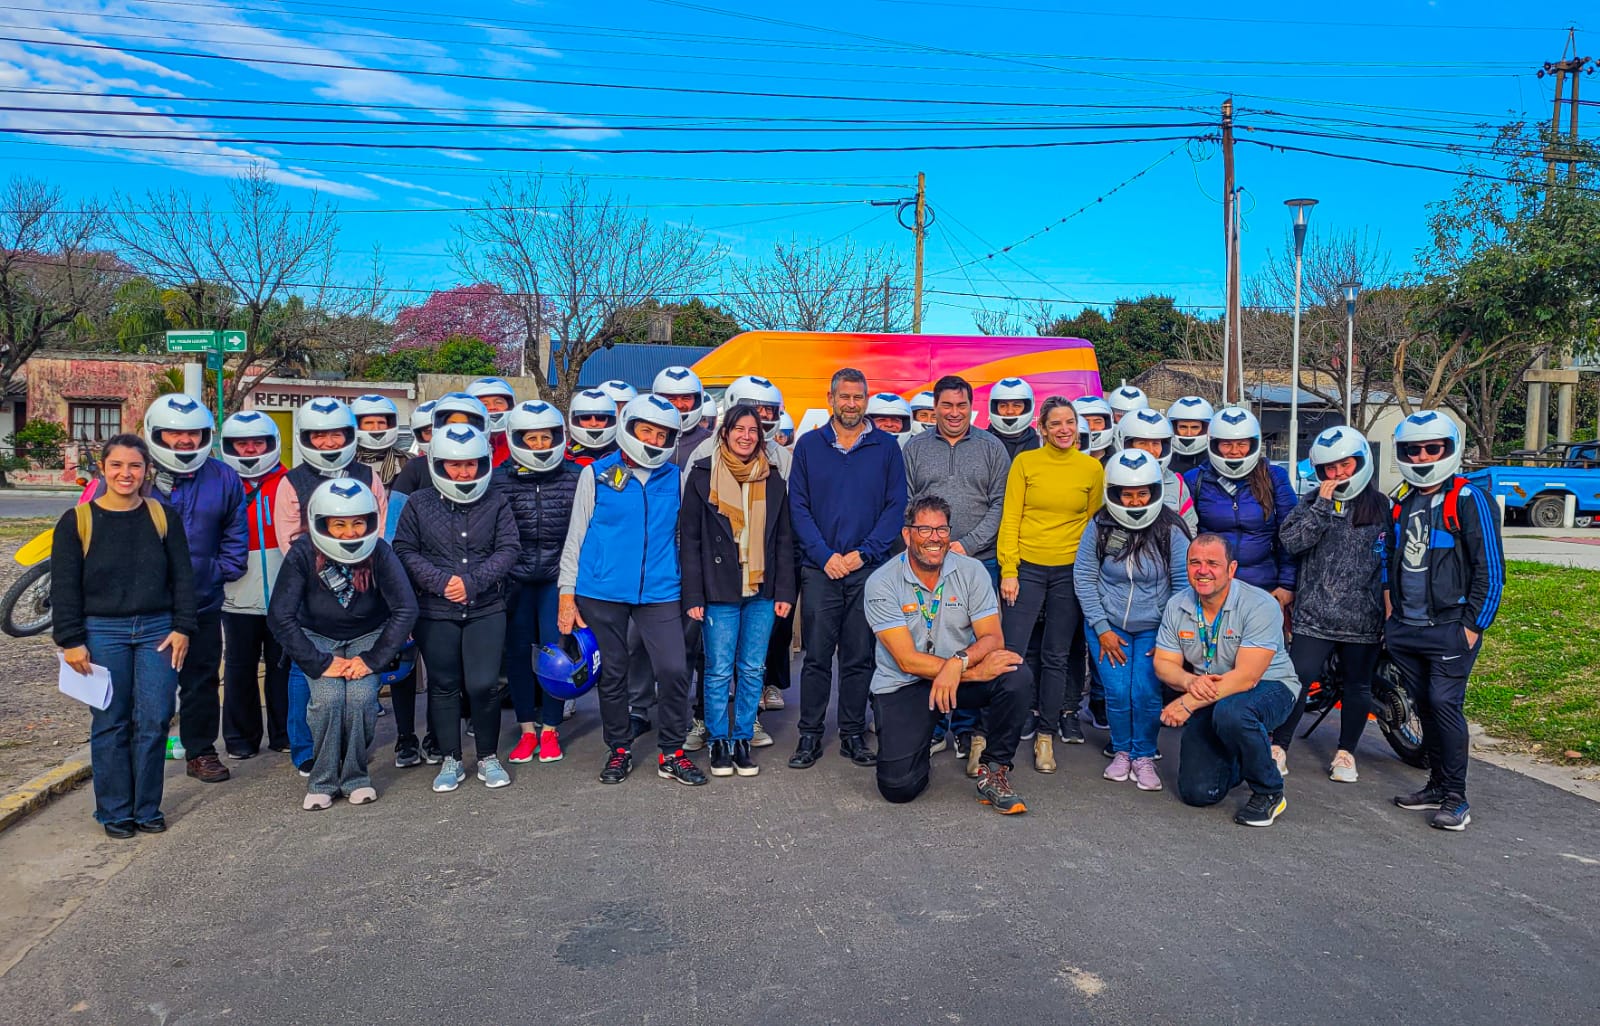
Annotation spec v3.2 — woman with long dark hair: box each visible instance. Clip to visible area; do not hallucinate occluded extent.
[1270,427,1391,781]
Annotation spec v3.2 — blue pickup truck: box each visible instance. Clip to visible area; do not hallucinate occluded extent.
[1466,441,1600,528]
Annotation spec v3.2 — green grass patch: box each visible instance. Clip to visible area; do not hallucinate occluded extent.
[1470,561,1600,762]
[0,517,54,544]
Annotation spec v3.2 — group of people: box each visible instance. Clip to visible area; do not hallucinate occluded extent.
[52,364,1503,837]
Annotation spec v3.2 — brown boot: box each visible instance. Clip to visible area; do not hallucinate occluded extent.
[964,735,987,779]
[186,754,231,783]
[1033,734,1056,774]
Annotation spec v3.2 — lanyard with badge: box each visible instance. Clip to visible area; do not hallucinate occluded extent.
[1194,597,1226,671]
[907,556,945,653]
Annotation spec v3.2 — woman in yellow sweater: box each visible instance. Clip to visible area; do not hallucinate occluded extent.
[998,396,1105,769]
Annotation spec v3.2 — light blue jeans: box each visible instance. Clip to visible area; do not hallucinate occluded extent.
[287,661,312,767]
[1088,625,1162,759]
[701,598,776,742]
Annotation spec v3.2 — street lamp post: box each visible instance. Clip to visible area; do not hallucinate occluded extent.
[1341,280,1362,425]
[1285,198,1318,489]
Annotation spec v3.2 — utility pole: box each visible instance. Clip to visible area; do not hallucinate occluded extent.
[1220,98,1242,406]
[912,171,927,334]
[881,273,892,332]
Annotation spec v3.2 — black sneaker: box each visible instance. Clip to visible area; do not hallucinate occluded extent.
[394,735,421,768]
[1234,791,1287,827]
[732,740,758,777]
[600,747,633,785]
[953,733,971,759]
[1058,719,1085,745]
[658,749,708,786]
[975,763,1028,815]
[788,734,822,769]
[421,734,443,766]
[839,733,878,767]
[708,739,734,777]
[1393,782,1448,810]
[1429,794,1471,831]
[296,759,313,778]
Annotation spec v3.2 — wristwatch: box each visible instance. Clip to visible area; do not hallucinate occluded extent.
[954,649,970,672]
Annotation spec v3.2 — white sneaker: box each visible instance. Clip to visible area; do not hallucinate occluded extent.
[1272,745,1289,778]
[1329,750,1359,783]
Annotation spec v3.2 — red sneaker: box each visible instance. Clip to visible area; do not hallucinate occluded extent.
[508,732,538,764]
[537,729,564,764]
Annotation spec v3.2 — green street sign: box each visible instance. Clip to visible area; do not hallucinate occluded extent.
[221,330,247,353]
[166,329,218,353]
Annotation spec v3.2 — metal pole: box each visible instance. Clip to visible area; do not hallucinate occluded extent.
[213,350,226,435]
[1289,232,1305,488]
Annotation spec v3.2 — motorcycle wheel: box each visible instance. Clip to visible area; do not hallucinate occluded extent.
[1371,657,1428,769]
[0,561,52,638]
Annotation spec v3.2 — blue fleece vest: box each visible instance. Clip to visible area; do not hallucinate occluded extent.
[577,451,681,605]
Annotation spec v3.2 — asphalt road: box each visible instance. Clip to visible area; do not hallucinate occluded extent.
[0,490,75,520]
[0,688,1596,1025]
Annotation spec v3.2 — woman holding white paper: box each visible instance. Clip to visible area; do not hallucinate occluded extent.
[52,434,197,839]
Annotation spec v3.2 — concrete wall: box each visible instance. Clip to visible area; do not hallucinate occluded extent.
[22,353,183,483]
[416,373,541,404]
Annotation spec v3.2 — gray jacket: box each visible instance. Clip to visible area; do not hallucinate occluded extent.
[1073,515,1191,637]
[1280,493,1390,643]
[902,428,1011,562]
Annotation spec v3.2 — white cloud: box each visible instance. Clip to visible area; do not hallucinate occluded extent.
[359,173,476,203]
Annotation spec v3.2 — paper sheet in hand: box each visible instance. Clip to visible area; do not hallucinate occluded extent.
[57,653,113,710]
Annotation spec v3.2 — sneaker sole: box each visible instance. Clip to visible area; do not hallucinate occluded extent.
[432,779,462,793]
[658,769,708,785]
[1104,770,1131,782]
[422,756,443,766]
[977,796,1029,815]
[1394,799,1444,810]
[394,755,422,768]
[1431,814,1471,832]
[709,766,735,777]
[750,736,774,748]
[1329,771,1359,783]
[683,741,706,752]
[1236,797,1287,827]
[537,754,564,764]
[734,765,760,777]
[477,774,511,789]
[1134,778,1164,792]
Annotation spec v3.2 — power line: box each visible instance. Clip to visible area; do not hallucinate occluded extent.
[868,0,1572,33]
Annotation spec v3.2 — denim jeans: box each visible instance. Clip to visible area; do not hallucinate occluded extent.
[287,661,313,767]
[302,630,383,796]
[701,597,776,741]
[84,614,179,826]
[503,581,566,728]
[1177,681,1297,806]
[1089,626,1162,759]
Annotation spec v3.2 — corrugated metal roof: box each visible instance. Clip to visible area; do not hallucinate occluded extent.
[575,343,717,390]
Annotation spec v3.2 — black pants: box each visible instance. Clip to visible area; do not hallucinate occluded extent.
[626,616,703,722]
[389,665,419,741]
[764,606,795,691]
[797,566,874,740]
[582,598,692,753]
[872,666,1033,804]
[1001,561,1083,733]
[416,615,506,761]
[221,611,290,755]
[177,610,224,759]
[1272,636,1381,752]
[1385,619,1478,796]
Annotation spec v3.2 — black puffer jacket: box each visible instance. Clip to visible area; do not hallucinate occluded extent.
[392,486,520,620]
[1280,492,1391,643]
[493,460,579,585]
[678,455,798,609]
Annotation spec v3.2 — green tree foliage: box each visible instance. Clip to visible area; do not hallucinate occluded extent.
[7,418,69,467]
[616,297,742,347]
[361,335,499,381]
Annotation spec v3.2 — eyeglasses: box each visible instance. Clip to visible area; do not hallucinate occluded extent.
[1402,442,1447,458]
[908,525,951,539]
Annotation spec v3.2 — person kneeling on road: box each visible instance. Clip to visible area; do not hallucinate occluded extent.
[1154,533,1302,827]
[864,496,1033,813]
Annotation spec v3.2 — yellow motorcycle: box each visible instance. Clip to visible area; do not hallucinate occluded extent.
[1,448,99,638]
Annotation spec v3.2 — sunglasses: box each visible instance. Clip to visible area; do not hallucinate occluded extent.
[908,525,951,539]
[1402,442,1447,458]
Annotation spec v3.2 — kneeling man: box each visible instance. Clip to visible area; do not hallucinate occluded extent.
[1155,533,1301,827]
[864,496,1033,813]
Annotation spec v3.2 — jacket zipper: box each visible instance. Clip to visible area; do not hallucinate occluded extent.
[637,477,650,604]
[1121,558,1135,629]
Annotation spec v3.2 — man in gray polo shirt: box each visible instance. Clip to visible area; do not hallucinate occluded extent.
[1154,533,1301,827]
[862,496,1033,812]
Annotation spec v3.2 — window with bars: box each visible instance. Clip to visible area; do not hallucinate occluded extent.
[68,403,122,444]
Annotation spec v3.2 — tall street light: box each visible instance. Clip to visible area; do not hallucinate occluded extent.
[1341,280,1362,425]
[1285,198,1318,489]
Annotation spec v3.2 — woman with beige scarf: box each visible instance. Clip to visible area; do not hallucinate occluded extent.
[679,405,797,778]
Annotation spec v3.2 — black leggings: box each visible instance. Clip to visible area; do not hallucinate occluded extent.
[1272,635,1380,753]
[416,615,506,760]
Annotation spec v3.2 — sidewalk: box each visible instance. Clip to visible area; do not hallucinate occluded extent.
[1503,527,1600,570]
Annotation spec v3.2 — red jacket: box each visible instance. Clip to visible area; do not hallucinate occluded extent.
[223,464,287,615]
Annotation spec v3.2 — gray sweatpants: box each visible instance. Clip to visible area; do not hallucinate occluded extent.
[304,630,383,797]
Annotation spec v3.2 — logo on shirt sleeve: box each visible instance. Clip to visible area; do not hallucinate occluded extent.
[1178,630,1196,640]
[901,603,919,614]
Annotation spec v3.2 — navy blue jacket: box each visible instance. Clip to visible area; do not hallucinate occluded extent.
[152,457,248,616]
[1182,463,1299,593]
[494,460,579,585]
[789,422,906,571]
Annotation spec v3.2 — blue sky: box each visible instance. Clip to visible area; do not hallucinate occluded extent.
[0,0,1591,333]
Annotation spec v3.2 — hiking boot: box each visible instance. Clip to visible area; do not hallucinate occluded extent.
[600,747,633,785]
[975,763,1028,814]
[1429,794,1471,832]
[1033,734,1056,773]
[1393,782,1448,810]
[708,739,734,777]
[1234,791,1287,827]
[658,749,708,786]
[186,754,230,784]
[964,735,987,779]
[1131,757,1163,791]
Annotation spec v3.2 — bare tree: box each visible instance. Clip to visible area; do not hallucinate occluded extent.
[972,298,1056,337]
[110,166,364,412]
[453,175,724,402]
[0,177,118,408]
[720,237,914,334]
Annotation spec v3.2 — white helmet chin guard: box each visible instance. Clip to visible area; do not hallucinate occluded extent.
[307,477,380,564]
[1115,408,1175,470]
[219,410,280,479]
[1072,396,1115,453]
[466,377,517,434]
[652,366,704,430]
[350,393,399,451]
[617,394,681,469]
[866,392,913,435]
[1308,425,1375,500]
[507,400,567,473]
[1393,410,1463,488]
[1168,395,1215,456]
[429,424,494,504]
[908,391,936,435]
[293,397,357,475]
[1104,448,1167,530]
[409,400,437,456]
[1207,406,1262,479]
[988,377,1036,437]
[567,389,618,450]
[144,393,215,475]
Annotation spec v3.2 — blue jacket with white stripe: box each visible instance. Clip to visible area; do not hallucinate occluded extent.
[1383,479,1505,632]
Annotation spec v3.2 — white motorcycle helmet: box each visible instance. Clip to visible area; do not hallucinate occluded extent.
[349,393,399,451]
[1108,383,1150,422]
[724,374,784,441]
[777,411,795,441]
[1072,396,1115,453]
[409,399,438,456]
[144,393,214,475]
[1308,425,1375,500]
[988,378,1035,437]
[1115,408,1175,470]
[617,394,682,469]
[219,410,280,480]
[506,400,566,473]
[700,393,718,428]
[908,391,936,435]
[431,392,489,435]
[429,424,494,504]
[465,377,517,434]
[307,477,380,564]
[567,389,618,450]
[1208,406,1263,479]
[866,392,913,435]
[1168,395,1215,457]
[1393,410,1463,488]
[651,366,704,430]
[597,380,638,410]
[293,397,357,475]
[1103,448,1167,530]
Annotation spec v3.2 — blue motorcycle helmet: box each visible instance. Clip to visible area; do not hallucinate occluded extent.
[536,627,602,701]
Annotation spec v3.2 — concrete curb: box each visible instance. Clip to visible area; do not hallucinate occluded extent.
[0,751,91,835]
